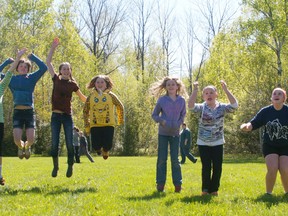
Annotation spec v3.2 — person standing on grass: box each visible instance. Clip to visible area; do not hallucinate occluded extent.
[0,48,27,185]
[241,88,288,196]
[46,38,87,178]
[83,75,124,160]
[79,131,94,163]
[151,77,187,193]
[188,80,238,196]
[179,122,197,164]
[73,126,80,163]
[0,49,48,160]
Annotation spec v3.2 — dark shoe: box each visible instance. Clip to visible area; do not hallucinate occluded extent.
[175,185,182,193]
[192,158,197,163]
[66,165,73,178]
[24,147,31,159]
[18,147,24,159]
[0,177,5,186]
[52,157,59,177]
[157,184,165,192]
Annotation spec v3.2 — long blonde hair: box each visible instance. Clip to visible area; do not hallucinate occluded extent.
[149,76,188,98]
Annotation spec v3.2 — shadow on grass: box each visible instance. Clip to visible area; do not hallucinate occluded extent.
[125,191,167,201]
[252,193,288,208]
[0,185,97,196]
[181,195,213,203]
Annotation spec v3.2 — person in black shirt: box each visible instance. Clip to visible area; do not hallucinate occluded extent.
[241,88,288,195]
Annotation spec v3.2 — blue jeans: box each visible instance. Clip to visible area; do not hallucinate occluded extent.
[50,112,74,165]
[156,135,182,186]
[198,145,223,193]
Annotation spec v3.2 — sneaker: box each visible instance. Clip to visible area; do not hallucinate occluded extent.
[201,191,209,196]
[18,147,24,159]
[211,191,218,196]
[175,185,182,193]
[66,165,73,178]
[24,147,31,159]
[192,158,197,163]
[157,184,165,192]
[102,151,109,160]
[0,177,5,186]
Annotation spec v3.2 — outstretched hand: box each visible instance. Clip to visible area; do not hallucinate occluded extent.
[220,80,228,91]
[52,37,60,48]
[17,48,27,58]
[193,81,199,90]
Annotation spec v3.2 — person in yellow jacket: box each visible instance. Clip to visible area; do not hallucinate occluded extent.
[83,75,124,159]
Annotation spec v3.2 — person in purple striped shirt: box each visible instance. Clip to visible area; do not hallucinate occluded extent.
[151,76,187,193]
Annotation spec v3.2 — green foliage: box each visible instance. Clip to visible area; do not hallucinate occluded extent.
[1,156,288,215]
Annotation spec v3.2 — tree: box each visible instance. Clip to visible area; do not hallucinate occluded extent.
[242,0,288,86]
[77,0,126,72]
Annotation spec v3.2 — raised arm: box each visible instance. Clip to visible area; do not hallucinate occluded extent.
[46,37,60,78]
[220,80,238,106]
[0,58,14,72]
[188,81,199,109]
[8,48,27,72]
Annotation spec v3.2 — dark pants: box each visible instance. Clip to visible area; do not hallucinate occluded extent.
[74,146,80,163]
[180,143,197,163]
[198,145,223,193]
[50,113,74,165]
[80,144,94,162]
[90,126,114,152]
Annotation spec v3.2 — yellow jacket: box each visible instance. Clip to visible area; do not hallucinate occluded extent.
[83,89,124,134]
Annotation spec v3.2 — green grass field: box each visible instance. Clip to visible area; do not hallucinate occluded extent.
[0,155,287,216]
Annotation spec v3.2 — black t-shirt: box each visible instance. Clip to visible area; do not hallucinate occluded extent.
[251,104,288,147]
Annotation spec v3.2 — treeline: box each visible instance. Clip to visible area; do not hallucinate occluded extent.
[0,0,286,156]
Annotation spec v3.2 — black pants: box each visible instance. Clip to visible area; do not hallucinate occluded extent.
[198,145,223,193]
[90,126,114,152]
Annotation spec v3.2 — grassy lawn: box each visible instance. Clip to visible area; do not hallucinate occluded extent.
[0,155,287,216]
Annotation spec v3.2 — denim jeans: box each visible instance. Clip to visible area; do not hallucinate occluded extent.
[156,135,182,186]
[50,112,74,165]
[198,144,223,193]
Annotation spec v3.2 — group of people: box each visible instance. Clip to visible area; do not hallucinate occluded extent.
[0,38,124,184]
[151,76,288,196]
[0,40,287,197]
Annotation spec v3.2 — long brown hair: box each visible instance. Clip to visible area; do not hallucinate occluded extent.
[87,75,114,90]
[59,62,74,81]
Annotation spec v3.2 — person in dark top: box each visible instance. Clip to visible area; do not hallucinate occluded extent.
[179,123,197,164]
[241,87,288,195]
[46,38,86,178]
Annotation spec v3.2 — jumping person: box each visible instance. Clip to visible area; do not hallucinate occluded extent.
[188,80,238,196]
[0,48,27,185]
[46,38,86,178]
[83,75,124,160]
[151,76,187,193]
[241,88,288,195]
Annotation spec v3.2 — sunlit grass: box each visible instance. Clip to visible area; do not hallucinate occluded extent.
[0,155,287,215]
